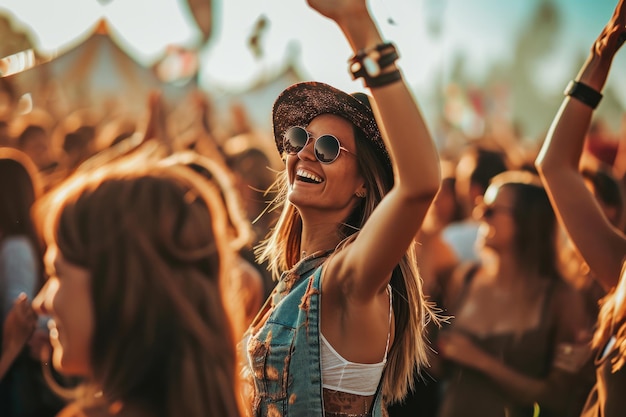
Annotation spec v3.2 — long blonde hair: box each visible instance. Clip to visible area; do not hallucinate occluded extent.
[257,125,436,403]
[39,157,242,417]
[592,260,626,372]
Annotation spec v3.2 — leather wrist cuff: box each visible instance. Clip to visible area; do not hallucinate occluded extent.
[349,42,399,81]
[363,69,402,88]
[564,80,603,109]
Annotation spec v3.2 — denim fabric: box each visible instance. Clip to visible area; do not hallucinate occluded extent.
[245,252,384,416]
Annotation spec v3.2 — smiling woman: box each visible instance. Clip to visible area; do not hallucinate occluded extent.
[239,1,442,416]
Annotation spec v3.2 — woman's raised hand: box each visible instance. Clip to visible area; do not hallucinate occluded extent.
[593,0,626,59]
[305,0,369,23]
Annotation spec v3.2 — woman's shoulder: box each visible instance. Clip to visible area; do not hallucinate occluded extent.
[443,261,481,302]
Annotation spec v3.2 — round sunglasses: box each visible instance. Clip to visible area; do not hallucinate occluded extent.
[283,126,355,164]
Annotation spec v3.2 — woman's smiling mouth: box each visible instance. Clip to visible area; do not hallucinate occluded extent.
[296,168,323,184]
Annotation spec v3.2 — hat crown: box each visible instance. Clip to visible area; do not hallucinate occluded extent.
[272,82,390,168]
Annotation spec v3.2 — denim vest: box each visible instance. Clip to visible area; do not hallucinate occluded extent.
[244,251,384,417]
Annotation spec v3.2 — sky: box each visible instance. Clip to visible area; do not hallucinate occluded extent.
[0,0,625,133]
[0,0,622,87]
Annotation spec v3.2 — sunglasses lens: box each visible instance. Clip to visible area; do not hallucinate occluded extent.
[284,126,308,154]
[315,135,341,163]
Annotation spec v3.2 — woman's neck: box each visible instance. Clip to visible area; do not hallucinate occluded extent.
[490,250,542,287]
[299,221,345,260]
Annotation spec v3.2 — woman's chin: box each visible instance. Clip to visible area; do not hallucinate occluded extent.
[53,349,88,377]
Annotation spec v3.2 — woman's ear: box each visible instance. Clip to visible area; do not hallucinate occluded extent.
[355,185,367,198]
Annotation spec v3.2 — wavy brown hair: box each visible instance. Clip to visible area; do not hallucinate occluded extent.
[488,171,562,280]
[592,261,626,372]
[257,124,435,403]
[40,159,241,417]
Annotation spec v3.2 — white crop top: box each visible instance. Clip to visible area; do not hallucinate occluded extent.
[321,285,393,396]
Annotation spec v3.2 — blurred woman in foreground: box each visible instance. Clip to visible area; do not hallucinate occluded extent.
[32,157,242,417]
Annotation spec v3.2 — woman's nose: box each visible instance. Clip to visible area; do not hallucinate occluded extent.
[32,280,56,316]
[297,138,316,161]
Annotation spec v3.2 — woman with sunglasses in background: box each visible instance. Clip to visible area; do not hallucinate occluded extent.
[241,0,441,416]
[436,170,594,417]
[535,1,626,415]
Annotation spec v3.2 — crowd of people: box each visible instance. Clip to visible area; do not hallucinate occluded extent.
[0,0,625,416]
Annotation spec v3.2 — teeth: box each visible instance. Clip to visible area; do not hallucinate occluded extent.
[296,169,323,183]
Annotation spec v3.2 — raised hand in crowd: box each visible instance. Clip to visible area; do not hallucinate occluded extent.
[536,0,626,290]
[0,294,37,380]
[535,1,626,416]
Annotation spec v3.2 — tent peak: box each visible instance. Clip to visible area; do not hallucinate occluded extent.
[95,18,109,35]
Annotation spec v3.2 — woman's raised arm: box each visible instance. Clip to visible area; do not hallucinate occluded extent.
[535,0,626,291]
[309,0,440,299]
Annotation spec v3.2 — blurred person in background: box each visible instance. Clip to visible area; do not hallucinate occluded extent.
[93,116,136,151]
[0,147,61,417]
[10,108,58,176]
[441,144,508,263]
[162,149,264,338]
[31,157,242,417]
[223,134,280,297]
[0,120,11,146]
[436,171,593,417]
[535,0,626,415]
[388,158,461,417]
[0,294,37,381]
[167,93,277,301]
[48,109,101,183]
[0,79,16,124]
[414,159,464,301]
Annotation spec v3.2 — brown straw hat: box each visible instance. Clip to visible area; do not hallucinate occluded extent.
[272,81,391,167]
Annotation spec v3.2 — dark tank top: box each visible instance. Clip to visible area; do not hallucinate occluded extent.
[438,267,562,417]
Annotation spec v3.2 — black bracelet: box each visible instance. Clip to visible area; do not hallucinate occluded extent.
[364,69,403,88]
[349,42,399,80]
[564,80,603,110]
[350,49,399,80]
[351,42,396,63]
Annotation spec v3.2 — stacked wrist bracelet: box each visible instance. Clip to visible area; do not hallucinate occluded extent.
[564,80,603,110]
[349,42,402,88]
